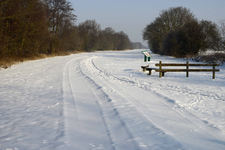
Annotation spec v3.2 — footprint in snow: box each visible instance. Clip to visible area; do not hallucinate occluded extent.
[90,143,104,149]
[127,137,140,142]
[42,140,48,144]
[139,143,148,147]
[47,103,61,108]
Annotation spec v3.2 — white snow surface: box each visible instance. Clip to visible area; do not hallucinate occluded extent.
[0,49,225,150]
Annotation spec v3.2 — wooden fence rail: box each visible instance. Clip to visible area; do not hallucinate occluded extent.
[155,61,220,79]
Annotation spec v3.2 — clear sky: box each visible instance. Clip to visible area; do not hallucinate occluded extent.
[70,0,225,46]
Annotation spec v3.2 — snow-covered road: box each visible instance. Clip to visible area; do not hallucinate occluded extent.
[1,50,225,150]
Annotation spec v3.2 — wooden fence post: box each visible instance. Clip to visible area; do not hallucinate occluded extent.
[159,61,162,78]
[186,61,189,77]
[213,61,215,79]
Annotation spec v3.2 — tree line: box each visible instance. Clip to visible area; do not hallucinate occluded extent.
[131,42,147,49]
[0,0,134,66]
[78,21,132,51]
[143,7,225,58]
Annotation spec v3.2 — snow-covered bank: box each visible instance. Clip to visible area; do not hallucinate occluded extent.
[0,49,225,150]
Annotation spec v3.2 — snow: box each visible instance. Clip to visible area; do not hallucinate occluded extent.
[0,49,225,150]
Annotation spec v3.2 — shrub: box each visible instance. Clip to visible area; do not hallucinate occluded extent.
[193,52,225,65]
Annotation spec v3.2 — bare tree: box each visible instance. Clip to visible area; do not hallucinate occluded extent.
[0,0,49,58]
[162,19,222,57]
[45,0,76,53]
[143,6,196,54]
[219,19,225,37]
[159,7,196,31]
[116,31,132,50]
[143,17,164,53]
[99,27,116,50]
[199,20,221,51]
[162,20,204,57]
[219,19,225,50]
[59,21,82,52]
[78,20,101,51]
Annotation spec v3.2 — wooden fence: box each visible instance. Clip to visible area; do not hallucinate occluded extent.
[155,61,220,79]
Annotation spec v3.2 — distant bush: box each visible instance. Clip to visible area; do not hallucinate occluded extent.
[143,7,196,55]
[143,7,222,58]
[193,53,225,65]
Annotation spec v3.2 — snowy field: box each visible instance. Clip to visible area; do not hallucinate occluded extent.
[0,49,225,150]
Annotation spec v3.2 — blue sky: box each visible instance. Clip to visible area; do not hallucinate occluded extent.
[70,0,225,46]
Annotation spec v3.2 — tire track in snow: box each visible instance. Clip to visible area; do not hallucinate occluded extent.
[78,58,140,150]
[77,58,116,150]
[83,79,116,150]
[89,56,222,134]
[80,57,186,149]
[62,56,118,149]
[86,56,225,150]
[95,55,225,140]
[61,58,80,149]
